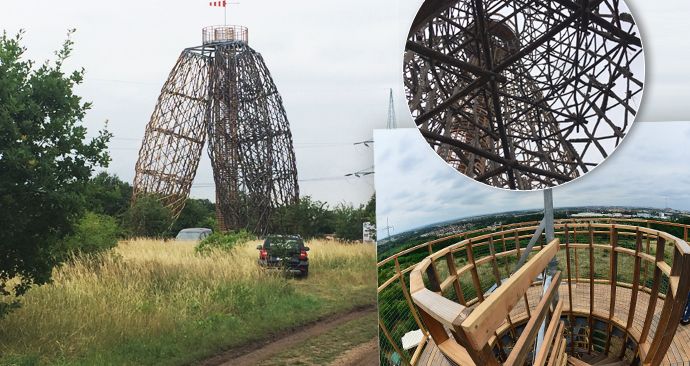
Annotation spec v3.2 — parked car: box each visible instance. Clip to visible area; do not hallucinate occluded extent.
[175,228,212,241]
[256,235,309,277]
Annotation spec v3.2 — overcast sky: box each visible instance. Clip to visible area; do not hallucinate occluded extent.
[2,0,690,206]
[374,122,690,237]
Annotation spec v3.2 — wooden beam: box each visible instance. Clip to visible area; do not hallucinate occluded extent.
[534,299,564,366]
[564,225,576,355]
[588,224,595,353]
[605,226,619,354]
[504,271,562,366]
[461,239,560,350]
[640,236,665,343]
[621,229,643,359]
[466,240,485,302]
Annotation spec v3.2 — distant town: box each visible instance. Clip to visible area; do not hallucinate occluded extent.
[376,206,690,259]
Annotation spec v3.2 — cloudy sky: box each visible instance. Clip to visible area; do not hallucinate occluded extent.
[374,122,690,237]
[2,0,690,206]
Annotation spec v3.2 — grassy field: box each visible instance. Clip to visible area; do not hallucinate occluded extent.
[0,238,376,366]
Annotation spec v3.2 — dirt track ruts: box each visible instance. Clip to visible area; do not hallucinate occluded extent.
[195,305,377,366]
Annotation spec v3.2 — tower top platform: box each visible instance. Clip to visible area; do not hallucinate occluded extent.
[202,25,248,45]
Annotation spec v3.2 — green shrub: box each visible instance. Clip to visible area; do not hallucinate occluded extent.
[60,212,119,258]
[122,195,173,237]
[195,230,255,254]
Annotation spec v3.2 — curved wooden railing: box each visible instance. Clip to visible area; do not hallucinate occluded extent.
[377,218,690,366]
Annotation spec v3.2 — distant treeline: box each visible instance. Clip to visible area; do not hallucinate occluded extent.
[83,172,376,241]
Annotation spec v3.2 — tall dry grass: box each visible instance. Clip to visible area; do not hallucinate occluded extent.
[0,239,376,366]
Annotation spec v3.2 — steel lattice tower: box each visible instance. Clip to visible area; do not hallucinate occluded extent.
[133,26,299,233]
[404,0,644,190]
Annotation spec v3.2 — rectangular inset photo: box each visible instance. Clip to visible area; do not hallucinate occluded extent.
[374,122,690,366]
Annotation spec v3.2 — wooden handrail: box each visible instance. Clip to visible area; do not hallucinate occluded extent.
[461,238,560,350]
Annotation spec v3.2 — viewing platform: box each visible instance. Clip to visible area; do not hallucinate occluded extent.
[377,218,690,366]
[202,25,248,45]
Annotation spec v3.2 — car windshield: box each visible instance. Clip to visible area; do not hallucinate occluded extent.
[176,231,203,240]
[264,237,302,251]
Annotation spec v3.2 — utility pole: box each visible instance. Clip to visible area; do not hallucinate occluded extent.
[386,88,396,129]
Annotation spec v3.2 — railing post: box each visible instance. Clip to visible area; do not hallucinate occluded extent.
[605,226,618,355]
[564,225,575,354]
[645,245,690,366]
[466,239,485,302]
[445,251,467,306]
[573,223,580,283]
[396,257,428,338]
[588,223,595,354]
[621,228,643,360]
[640,235,665,344]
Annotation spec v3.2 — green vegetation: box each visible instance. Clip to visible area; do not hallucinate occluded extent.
[0,239,376,365]
[195,230,255,254]
[270,195,376,241]
[58,212,119,259]
[122,195,174,237]
[0,30,111,315]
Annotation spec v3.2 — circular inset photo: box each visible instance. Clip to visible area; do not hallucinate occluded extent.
[403,0,644,190]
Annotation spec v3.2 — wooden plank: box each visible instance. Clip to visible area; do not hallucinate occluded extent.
[461,239,560,351]
[640,236,665,344]
[621,229,642,359]
[564,225,575,355]
[466,240,485,303]
[547,323,566,366]
[534,299,564,366]
[436,339,477,366]
[605,226,618,354]
[445,251,467,306]
[412,288,469,328]
[504,271,562,366]
[588,224,595,353]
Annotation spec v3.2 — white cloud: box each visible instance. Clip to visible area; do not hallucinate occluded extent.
[375,122,690,235]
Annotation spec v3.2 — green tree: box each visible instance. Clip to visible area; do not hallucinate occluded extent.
[270,196,335,239]
[171,198,216,234]
[0,30,111,315]
[333,195,376,241]
[83,172,132,217]
[122,195,173,237]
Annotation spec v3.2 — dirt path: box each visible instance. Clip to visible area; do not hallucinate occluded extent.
[329,338,379,366]
[197,305,377,366]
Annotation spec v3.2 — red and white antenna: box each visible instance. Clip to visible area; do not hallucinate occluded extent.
[209,1,239,26]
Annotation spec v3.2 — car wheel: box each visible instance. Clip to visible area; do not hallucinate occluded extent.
[302,268,309,278]
[682,318,690,326]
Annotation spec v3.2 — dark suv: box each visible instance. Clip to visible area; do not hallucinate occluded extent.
[257,235,310,277]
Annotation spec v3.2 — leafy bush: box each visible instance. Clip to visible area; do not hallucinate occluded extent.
[122,195,173,237]
[59,212,119,259]
[195,230,255,254]
[171,198,216,234]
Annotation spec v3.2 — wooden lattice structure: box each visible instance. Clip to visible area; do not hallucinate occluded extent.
[133,25,299,233]
[404,0,644,189]
[377,218,690,366]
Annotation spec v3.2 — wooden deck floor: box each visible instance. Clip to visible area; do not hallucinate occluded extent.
[416,283,690,366]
